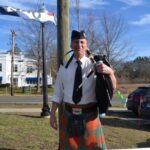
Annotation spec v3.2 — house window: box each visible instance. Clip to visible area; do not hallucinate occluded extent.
[26,77,41,85]
[27,66,33,73]
[13,78,18,86]
[0,63,2,72]
[13,64,18,72]
[10,77,18,86]
[27,80,37,84]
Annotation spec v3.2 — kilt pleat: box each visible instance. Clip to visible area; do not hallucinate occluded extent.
[59,109,107,150]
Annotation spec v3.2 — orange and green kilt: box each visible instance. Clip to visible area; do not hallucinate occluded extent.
[59,108,107,150]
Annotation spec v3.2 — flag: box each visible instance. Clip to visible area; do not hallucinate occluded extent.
[0,6,19,16]
[18,10,56,24]
[0,6,56,24]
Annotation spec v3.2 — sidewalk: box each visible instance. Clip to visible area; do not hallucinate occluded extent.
[0,107,128,113]
[0,108,41,113]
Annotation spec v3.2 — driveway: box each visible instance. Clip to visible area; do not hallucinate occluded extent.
[108,108,150,126]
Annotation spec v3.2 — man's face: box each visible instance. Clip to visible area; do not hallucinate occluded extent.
[71,39,87,56]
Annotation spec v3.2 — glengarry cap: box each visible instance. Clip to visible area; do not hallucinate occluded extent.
[71,30,86,41]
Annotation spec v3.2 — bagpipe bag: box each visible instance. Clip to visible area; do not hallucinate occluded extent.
[94,55,113,114]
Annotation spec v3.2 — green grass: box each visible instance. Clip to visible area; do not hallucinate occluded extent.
[0,112,58,150]
[102,116,150,149]
[0,111,150,150]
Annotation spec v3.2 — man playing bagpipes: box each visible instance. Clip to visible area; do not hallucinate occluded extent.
[50,30,117,150]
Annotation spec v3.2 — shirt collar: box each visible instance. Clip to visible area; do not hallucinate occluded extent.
[73,55,87,65]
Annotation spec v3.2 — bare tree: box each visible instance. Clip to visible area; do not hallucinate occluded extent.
[116,56,150,83]
[16,21,57,91]
[79,12,133,68]
[98,12,132,62]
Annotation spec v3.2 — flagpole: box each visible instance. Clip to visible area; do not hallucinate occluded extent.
[40,4,50,117]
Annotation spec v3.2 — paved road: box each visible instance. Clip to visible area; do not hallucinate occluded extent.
[0,108,41,113]
[0,96,51,104]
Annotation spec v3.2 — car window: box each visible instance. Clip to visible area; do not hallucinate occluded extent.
[132,87,150,94]
[145,89,150,95]
[134,88,146,94]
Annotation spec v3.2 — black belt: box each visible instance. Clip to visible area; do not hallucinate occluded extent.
[65,103,98,115]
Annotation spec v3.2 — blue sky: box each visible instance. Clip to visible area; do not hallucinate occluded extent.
[0,0,150,60]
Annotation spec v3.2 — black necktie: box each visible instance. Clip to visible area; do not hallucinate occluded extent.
[72,60,82,104]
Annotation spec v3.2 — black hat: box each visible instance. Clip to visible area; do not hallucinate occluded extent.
[71,30,86,41]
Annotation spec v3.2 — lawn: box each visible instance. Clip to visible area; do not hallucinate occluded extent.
[0,83,150,149]
[0,111,150,150]
[0,112,58,150]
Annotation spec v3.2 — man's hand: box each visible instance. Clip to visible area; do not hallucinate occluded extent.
[96,63,114,75]
[50,113,58,130]
[49,102,59,130]
[96,63,117,91]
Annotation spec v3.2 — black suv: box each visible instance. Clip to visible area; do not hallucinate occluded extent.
[126,86,150,116]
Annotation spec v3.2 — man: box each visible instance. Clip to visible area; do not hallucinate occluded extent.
[50,30,117,150]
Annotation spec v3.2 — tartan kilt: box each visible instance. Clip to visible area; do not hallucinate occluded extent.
[59,108,107,150]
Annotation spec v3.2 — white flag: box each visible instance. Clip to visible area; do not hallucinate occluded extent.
[17,10,56,24]
[0,5,56,24]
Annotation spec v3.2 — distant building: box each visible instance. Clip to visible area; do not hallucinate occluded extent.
[0,51,52,87]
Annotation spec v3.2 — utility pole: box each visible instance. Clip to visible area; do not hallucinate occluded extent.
[57,0,69,142]
[57,0,69,66]
[11,30,15,96]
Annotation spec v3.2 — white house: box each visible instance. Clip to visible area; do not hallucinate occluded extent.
[0,51,52,87]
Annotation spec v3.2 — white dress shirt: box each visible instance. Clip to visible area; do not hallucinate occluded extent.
[51,55,97,104]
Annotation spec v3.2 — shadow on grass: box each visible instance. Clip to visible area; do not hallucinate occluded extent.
[101,110,150,132]
[6,113,42,119]
[136,138,150,147]
[17,114,42,118]
[0,148,17,150]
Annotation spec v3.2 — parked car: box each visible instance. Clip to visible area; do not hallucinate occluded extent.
[126,86,150,117]
[140,101,150,119]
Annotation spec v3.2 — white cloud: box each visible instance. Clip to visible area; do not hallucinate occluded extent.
[70,0,109,8]
[0,0,33,9]
[117,0,144,6]
[131,14,150,25]
[0,0,56,10]
[0,0,109,10]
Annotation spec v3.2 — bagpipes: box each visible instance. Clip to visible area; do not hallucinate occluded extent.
[85,49,113,114]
